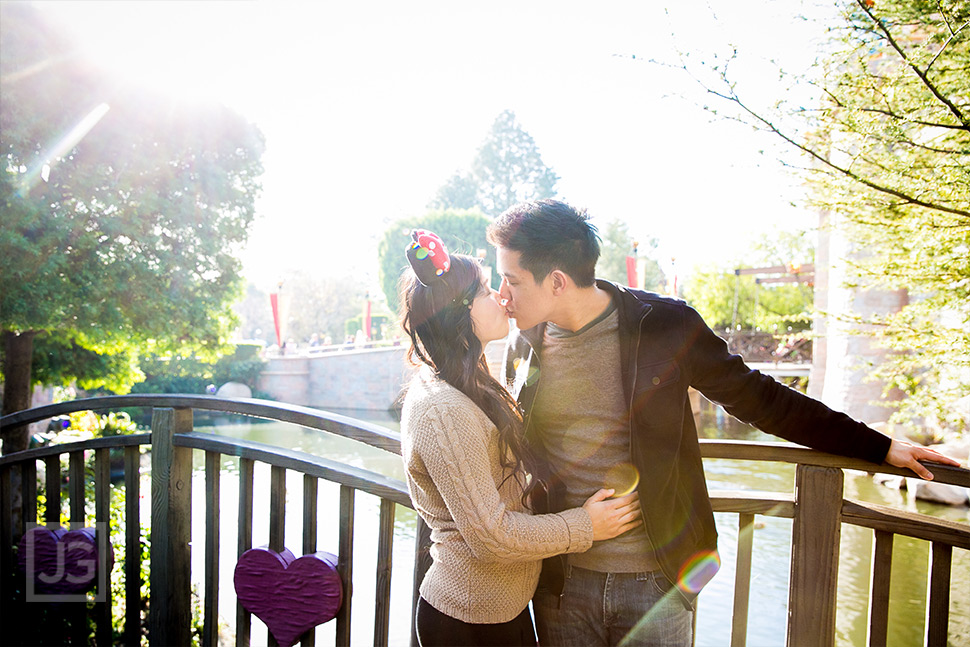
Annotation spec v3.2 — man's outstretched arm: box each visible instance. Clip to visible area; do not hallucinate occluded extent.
[885,439,961,480]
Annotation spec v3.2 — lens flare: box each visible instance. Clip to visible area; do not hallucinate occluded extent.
[677,550,720,594]
[604,462,639,497]
[16,103,111,197]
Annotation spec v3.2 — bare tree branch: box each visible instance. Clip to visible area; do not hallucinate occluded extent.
[926,17,969,71]
[855,0,969,129]
[701,82,970,219]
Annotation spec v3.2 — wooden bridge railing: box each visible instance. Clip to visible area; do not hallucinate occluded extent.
[0,395,420,647]
[703,440,970,647]
[1,396,968,646]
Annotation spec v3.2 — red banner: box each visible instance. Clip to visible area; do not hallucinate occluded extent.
[626,256,637,288]
[270,293,282,347]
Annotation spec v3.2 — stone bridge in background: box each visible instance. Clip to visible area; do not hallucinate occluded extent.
[257,346,412,411]
[256,343,808,413]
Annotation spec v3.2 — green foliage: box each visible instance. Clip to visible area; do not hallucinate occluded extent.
[29,335,144,394]
[597,219,667,292]
[804,0,970,432]
[0,4,265,395]
[429,110,559,216]
[378,209,494,314]
[130,343,266,395]
[675,0,968,431]
[683,229,815,332]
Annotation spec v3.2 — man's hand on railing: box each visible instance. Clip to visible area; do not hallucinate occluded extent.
[885,439,962,480]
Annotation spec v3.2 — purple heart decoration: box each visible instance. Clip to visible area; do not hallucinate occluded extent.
[233,546,343,647]
[17,525,114,595]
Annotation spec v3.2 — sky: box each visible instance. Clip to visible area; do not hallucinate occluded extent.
[34,0,835,301]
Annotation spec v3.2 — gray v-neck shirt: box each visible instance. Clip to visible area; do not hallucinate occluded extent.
[533,302,658,572]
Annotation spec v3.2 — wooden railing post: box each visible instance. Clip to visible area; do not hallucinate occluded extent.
[149,407,193,647]
[788,464,844,647]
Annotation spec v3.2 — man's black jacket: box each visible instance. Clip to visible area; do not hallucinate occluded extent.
[502,280,891,605]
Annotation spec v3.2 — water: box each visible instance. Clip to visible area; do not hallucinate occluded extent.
[188,408,968,646]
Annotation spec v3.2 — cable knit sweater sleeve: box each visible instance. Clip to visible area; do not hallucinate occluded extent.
[405,379,593,564]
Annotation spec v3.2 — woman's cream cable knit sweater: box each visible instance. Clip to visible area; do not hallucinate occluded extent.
[401,366,594,624]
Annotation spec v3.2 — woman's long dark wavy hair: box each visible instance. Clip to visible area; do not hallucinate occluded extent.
[400,254,543,504]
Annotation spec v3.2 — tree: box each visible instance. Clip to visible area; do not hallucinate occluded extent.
[672,0,969,432]
[276,271,366,344]
[683,229,815,332]
[597,219,667,292]
[429,110,559,216]
[377,209,493,315]
[0,4,265,452]
[234,283,277,345]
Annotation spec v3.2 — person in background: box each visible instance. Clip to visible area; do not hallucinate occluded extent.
[486,199,959,647]
[399,229,641,647]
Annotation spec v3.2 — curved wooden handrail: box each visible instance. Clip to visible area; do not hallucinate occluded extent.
[176,431,412,507]
[699,439,970,488]
[0,394,403,455]
[3,397,967,486]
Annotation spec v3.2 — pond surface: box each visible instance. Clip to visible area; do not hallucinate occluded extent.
[187,407,968,646]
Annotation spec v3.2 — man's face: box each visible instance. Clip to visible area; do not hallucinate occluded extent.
[496,247,554,331]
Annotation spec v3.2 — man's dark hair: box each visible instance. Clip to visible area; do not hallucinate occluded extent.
[486,199,600,287]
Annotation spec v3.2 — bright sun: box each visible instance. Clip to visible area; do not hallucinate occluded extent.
[36,2,236,104]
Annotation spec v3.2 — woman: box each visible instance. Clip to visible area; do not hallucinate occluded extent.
[400,229,640,646]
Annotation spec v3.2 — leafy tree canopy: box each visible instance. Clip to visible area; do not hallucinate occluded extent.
[429,110,559,216]
[378,209,493,315]
[674,0,968,432]
[683,229,815,333]
[0,4,265,448]
[808,0,969,431]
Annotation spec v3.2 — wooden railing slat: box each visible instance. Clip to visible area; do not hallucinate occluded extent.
[124,445,141,647]
[267,465,285,647]
[236,457,255,647]
[411,517,432,647]
[731,512,755,647]
[336,485,355,647]
[94,448,112,647]
[270,465,286,554]
[867,530,893,647]
[22,459,36,537]
[301,475,318,647]
[203,451,221,647]
[788,464,843,647]
[374,499,395,647]
[0,465,12,620]
[45,454,60,525]
[925,542,952,647]
[69,450,85,526]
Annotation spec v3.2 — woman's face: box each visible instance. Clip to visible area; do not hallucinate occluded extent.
[469,272,510,345]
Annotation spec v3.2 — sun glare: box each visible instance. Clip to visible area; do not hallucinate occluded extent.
[37,2,234,104]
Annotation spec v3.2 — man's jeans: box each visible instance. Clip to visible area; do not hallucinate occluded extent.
[533,565,693,647]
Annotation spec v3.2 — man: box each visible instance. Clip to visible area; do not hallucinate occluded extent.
[486,199,957,647]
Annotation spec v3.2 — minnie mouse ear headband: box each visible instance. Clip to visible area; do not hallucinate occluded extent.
[406,229,451,286]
